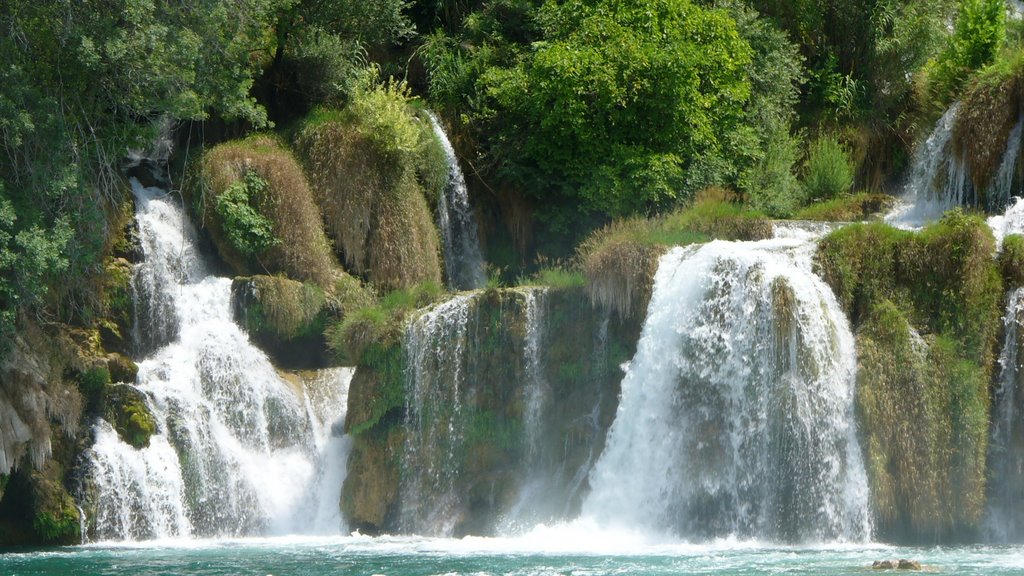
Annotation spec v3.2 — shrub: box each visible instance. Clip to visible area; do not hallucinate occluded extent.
[214,171,281,257]
[803,135,854,202]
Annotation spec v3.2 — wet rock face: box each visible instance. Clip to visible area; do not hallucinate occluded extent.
[341,286,642,536]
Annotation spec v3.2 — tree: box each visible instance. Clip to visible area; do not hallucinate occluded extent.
[474,0,753,220]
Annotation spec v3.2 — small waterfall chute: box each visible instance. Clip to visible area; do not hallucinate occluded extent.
[985,288,1024,543]
[426,111,486,290]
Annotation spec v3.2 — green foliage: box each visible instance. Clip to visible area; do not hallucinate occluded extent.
[803,135,854,202]
[922,0,1006,106]
[426,0,753,221]
[238,275,328,340]
[214,171,282,257]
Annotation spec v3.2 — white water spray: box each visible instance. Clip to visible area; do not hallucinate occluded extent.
[581,236,872,542]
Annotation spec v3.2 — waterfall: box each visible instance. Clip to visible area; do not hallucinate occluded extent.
[991,119,1024,209]
[80,179,352,541]
[426,112,487,290]
[400,294,474,535]
[522,289,549,456]
[580,236,872,542]
[887,103,971,228]
[985,288,1024,543]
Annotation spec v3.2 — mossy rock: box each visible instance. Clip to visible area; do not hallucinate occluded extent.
[232,275,334,368]
[106,353,138,384]
[1000,234,1024,290]
[816,212,1001,542]
[295,115,443,291]
[792,192,896,222]
[25,461,80,545]
[98,257,136,355]
[191,136,337,286]
[955,63,1023,207]
[104,384,157,449]
[342,425,403,534]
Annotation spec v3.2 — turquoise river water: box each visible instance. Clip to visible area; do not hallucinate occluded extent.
[2,532,1022,575]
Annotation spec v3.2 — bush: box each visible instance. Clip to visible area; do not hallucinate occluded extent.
[921,0,1006,106]
[803,135,854,202]
[214,171,281,257]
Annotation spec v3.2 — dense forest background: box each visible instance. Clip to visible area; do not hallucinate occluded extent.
[0,0,1014,354]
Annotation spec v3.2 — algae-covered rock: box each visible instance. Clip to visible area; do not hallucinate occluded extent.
[104,384,157,449]
[106,353,138,384]
[192,136,336,286]
[28,460,81,545]
[341,285,642,535]
[999,234,1024,290]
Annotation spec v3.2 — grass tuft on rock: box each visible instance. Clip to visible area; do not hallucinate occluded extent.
[578,190,770,318]
[193,135,336,286]
[792,192,895,222]
[295,76,445,291]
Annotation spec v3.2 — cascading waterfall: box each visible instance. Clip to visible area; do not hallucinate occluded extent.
[580,234,872,542]
[887,103,971,228]
[426,111,487,290]
[80,179,352,541]
[985,288,1024,543]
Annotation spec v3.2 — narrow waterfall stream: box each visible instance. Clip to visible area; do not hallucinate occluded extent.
[580,231,872,542]
[886,103,968,228]
[986,288,1024,543]
[79,179,353,541]
[426,112,487,290]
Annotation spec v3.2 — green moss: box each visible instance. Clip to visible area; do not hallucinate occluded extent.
[999,234,1024,289]
[792,192,895,222]
[345,343,407,436]
[519,266,587,290]
[105,384,157,449]
[235,275,328,341]
[28,462,80,545]
[816,211,1001,542]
